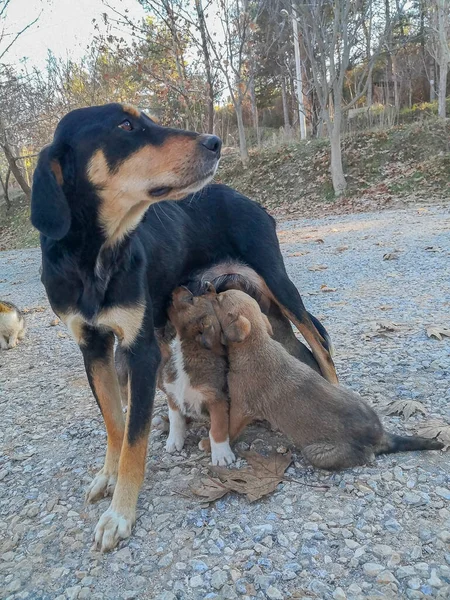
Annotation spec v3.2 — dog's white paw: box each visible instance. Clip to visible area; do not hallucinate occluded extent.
[165,432,186,453]
[85,469,117,504]
[93,507,134,552]
[210,439,236,466]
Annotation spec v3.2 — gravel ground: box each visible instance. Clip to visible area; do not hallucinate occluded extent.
[1,205,449,600]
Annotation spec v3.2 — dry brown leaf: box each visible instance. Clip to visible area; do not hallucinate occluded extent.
[417,420,450,451]
[190,477,229,502]
[362,320,410,340]
[378,305,393,311]
[192,451,292,503]
[50,318,60,326]
[57,332,68,339]
[315,238,325,244]
[320,285,337,293]
[426,325,450,341]
[308,264,328,271]
[22,306,46,314]
[288,251,309,257]
[336,245,349,252]
[384,399,427,420]
[383,252,400,261]
[425,246,443,252]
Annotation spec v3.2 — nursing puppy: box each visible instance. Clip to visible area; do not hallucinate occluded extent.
[159,286,235,466]
[212,290,443,470]
[0,301,26,350]
[185,260,327,375]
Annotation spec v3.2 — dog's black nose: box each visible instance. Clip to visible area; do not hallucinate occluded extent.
[200,134,222,156]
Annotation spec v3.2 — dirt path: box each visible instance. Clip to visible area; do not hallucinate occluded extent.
[1,206,449,600]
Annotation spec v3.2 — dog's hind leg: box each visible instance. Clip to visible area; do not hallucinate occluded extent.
[302,442,370,471]
[81,328,126,504]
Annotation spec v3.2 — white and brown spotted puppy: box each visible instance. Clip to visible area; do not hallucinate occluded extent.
[212,290,443,470]
[0,301,26,350]
[160,285,235,466]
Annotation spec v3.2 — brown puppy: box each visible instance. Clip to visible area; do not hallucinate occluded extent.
[160,286,235,466]
[212,290,443,470]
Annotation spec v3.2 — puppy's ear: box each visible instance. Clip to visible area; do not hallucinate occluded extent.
[261,313,273,336]
[222,316,251,344]
[172,287,194,307]
[31,145,72,240]
[203,281,216,295]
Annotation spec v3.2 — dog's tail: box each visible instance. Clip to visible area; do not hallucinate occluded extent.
[376,432,444,455]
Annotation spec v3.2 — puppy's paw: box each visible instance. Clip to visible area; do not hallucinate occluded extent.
[85,469,117,504]
[210,439,236,466]
[198,437,211,453]
[165,433,186,453]
[93,507,134,553]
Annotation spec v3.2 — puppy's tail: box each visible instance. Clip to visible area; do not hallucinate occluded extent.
[376,432,444,455]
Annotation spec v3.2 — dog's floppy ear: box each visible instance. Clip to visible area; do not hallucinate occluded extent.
[261,313,273,336]
[222,315,251,344]
[31,145,71,240]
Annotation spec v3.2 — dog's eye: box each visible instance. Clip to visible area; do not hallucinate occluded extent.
[118,119,133,131]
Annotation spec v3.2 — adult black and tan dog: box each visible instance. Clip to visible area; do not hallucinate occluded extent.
[31,103,337,551]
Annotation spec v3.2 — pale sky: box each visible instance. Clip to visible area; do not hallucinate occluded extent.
[2,0,146,71]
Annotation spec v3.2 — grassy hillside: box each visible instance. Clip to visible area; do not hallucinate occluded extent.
[217,119,450,217]
[1,119,449,250]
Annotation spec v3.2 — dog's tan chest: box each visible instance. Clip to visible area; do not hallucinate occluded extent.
[163,335,206,415]
[61,304,145,348]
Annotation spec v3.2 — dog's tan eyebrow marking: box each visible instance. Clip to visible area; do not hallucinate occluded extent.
[122,104,141,118]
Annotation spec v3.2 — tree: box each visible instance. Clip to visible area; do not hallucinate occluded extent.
[296,0,378,195]
[429,0,450,118]
[0,0,39,201]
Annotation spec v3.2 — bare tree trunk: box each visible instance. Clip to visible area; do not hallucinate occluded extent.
[249,74,260,147]
[329,111,346,195]
[235,100,249,163]
[281,75,291,136]
[436,0,449,118]
[292,7,307,139]
[195,0,215,133]
[1,141,31,199]
[438,64,448,118]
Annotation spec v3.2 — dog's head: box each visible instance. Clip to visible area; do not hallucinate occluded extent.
[213,289,273,345]
[31,103,221,243]
[168,284,224,353]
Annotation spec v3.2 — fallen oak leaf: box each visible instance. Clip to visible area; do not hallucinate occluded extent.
[336,245,349,252]
[315,238,325,244]
[308,264,328,271]
[425,246,443,252]
[426,325,450,341]
[384,399,427,420]
[287,251,309,257]
[416,420,450,451]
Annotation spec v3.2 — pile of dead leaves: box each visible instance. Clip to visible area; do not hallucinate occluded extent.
[191,450,293,503]
[426,325,450,341]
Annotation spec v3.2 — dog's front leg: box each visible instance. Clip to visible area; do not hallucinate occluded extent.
[93,330,161,552]
[81,328,125,504]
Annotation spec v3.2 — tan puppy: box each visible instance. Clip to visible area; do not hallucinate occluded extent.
[160,286,235,466]
[0,301,26,350]
[212,290,443,470]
